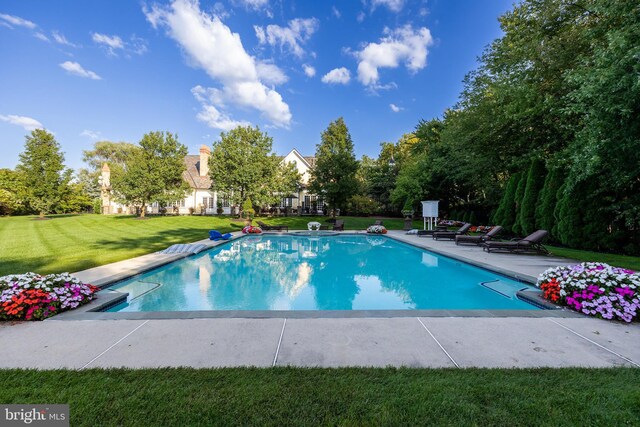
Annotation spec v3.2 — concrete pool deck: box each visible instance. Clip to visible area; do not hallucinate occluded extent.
[1,229,637,369]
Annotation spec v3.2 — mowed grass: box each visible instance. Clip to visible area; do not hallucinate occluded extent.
[0,368,638,426]
[547,245,640,271]
[0,214,421,276]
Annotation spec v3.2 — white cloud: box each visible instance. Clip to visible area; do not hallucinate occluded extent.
[256,61,288,85]
[332,6,341,18]
[302,64,316,78]
[34,32,50,42]
[321,67,350,85]
[192,86,251,131]
[92,33,148,56]
[389,103,402,112]
[59,61,102,80]
[0,13,36,29]
[92,33,124,54]
[254,18,319,58]
[356,25,433,86]
[52,31,78,47]
[0,114,43,131]
[236,0,269,11]
[371,0,404,13]
[144,0,291,129]
[80,130,101,139]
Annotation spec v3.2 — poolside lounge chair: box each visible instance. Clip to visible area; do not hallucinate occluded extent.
[333,220,344,231]
[209,230,232,241]
[432,223,471,240]
[257,221,289,232]
[482,230,549,254]
[372,219,384,226]
[455,226,503,246]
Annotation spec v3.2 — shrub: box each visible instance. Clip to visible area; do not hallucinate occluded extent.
[537,262,639,322]
[0,273,99,320]
[242,198,255,219]
[493,173,520,233]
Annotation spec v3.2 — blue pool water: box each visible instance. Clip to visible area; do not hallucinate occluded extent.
[106,235,540,312]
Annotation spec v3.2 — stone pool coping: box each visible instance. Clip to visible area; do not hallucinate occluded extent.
[56,230,583,320]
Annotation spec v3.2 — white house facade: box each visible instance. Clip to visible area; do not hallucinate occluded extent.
[100,146,323,215]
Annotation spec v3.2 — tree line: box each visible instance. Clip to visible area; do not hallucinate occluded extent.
[358,0,639,255]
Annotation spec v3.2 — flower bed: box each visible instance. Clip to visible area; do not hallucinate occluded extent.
[536,262,639,322]
[366,225,387,234]
[242,225,262,234]
[0,273,99,321]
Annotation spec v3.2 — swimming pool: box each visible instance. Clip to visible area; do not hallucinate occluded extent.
[106,234,541,312]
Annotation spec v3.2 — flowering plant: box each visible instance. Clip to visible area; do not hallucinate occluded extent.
[536,262,639,322]
[366,225,387,234]
[0,272,99,321]
[242,225,262,234]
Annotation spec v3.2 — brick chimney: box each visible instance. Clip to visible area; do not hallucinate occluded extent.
[199,145,211,177]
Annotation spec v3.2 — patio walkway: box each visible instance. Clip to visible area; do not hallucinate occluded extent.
[0,316,638,368]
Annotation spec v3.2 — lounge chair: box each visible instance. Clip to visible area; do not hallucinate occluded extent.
[432,223,471,240]
[455,226,503,246]
[209,230,232,241]
[372,219,384,226]
[482,230,549,254]
[333,220,344,231]
[257,221,289,232]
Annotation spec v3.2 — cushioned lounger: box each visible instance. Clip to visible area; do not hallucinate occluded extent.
[455,225,503,246]
[482,230,549,254]
[432,223,471,240]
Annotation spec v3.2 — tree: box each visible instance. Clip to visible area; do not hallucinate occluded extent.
[494,173,520,233]
[82,140,140,172]
[309,118,359,217]
[16,129,71,218]
[511,172,527,236]
[535,165,565,240]
[0,169,26,215]
[111,131,188,218]
[518,159,546,236]
[209,126,300,216]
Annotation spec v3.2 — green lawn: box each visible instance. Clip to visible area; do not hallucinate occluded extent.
[0,368,638,426]
[1,214,637,276]
[0,214,420,276]
[547,245,640,271]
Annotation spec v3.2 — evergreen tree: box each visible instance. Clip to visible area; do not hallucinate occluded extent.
[16,129,71,218]
[535,166,565,239]
[495,173,520,233]
[309,118,359,217]
[511,173,527,235]
[518,159,546,235]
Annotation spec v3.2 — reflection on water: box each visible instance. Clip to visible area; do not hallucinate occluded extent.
[109,235,539,312]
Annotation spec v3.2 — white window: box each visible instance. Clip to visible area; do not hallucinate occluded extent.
[219,194,230,208]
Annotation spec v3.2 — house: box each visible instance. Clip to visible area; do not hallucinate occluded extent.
[100,146,324,215]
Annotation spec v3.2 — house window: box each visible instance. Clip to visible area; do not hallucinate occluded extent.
[219,194,230,208]
[280,197,292,207]
[172,200,185,208]
[202,197,215,209]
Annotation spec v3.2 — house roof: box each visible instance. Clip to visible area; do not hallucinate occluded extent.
[182,149,314,190]
[183,155,212,189]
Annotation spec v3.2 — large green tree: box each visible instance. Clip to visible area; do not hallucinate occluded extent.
[309,118,359,217]
[209,125,300,215]
[16,129,71,218]
[111,131,188,218]
[0,169,26,215]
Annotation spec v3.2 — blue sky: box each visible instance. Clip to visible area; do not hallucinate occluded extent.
[0,0,513,170]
